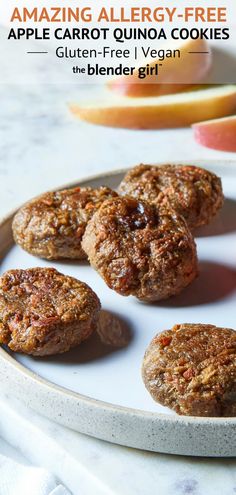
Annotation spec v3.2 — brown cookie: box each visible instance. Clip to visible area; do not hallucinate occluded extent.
[12,186,118,259]
[0,267,101,356]
[118,164,223,229]
[142,323,236,416]
[82,196,198,301]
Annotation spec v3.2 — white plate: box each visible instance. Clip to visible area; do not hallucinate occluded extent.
[0,160,236,457]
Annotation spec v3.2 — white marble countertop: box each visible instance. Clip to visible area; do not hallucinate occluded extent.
[1,393,236,495]
[1,79,236,219]
[1,23,236,495]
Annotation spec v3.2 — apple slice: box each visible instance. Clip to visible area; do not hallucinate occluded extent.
[108,38,212,98]
[193,116,236,152]
[70,85,236,130]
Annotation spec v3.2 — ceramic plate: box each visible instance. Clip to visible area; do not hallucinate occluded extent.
[0,160,236,457]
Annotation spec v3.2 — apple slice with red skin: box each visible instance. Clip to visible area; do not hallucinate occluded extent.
[193,116,236,152]
[108,38,212,98]
[70,86,236,130]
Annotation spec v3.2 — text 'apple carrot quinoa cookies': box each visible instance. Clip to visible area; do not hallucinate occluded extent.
[118,164,224,229]
[12,186,118,260]
[82,196,198,302]
[142,324,236,417]
[0,268,101,356]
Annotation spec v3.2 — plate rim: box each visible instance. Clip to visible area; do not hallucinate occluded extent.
[1,159,236,429]
[1,346,236,426]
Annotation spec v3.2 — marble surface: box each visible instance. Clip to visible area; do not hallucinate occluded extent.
[1,393,236,495]
[1,22,236,495]
[1,78,236,220]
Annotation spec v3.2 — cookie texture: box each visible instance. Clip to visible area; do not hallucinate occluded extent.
[12,186,118,259]
[142,323,236,416]
[118,164,223,229]
[0,268,101,356]
[82,196,198,301]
